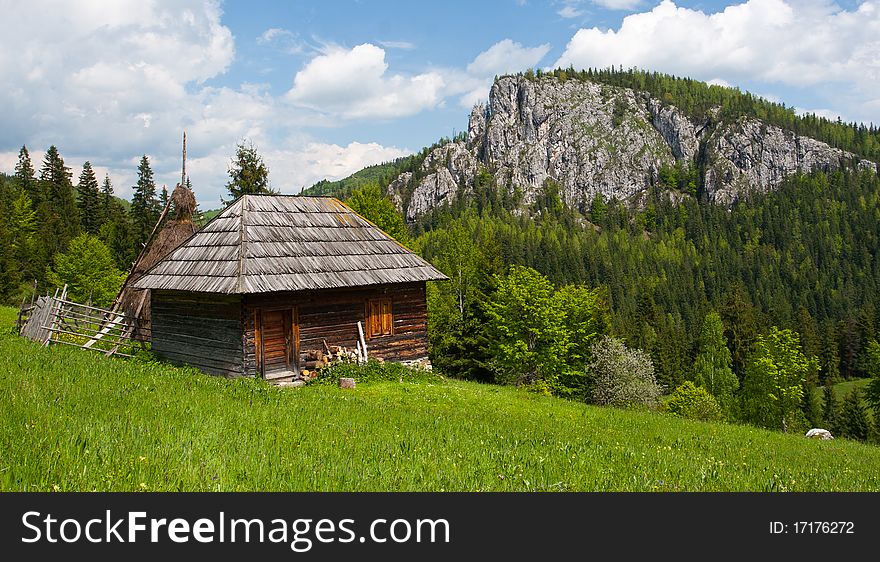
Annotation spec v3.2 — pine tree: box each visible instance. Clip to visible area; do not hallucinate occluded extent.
[100,174,114,219]
[129,155,160,248]
[720,284,759,380]
[840,388,871,441]
[38,145,80,259]
[14,145,37,202]
[9,189,38,287]
[0,176,19,301]
[158,185,170,228]
[822,383,841,435]
[97,176,134,272]
[800,379,822,428]
[821,320,840,384]
[76,161,101,235]
[224,140,273,203]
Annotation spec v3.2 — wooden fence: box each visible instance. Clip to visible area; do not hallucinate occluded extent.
[19,293,146,358]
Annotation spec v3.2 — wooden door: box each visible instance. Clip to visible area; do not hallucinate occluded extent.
[258,308,298,378]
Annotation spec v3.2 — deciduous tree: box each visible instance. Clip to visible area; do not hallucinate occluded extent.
[740,327,817,432]
[693,311,739,417]
[46,234,126,307]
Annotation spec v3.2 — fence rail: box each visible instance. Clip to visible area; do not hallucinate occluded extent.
[19,293,147,358]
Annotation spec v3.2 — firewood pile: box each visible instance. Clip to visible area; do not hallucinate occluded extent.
[299,342,376,380]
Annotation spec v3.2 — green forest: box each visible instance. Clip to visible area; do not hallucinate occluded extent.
[3,69,880,444]
[310,69,880,443]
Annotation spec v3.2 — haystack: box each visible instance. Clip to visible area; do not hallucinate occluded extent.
[115,183,199,337]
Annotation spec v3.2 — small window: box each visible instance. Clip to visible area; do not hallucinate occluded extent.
[366,298,393,338]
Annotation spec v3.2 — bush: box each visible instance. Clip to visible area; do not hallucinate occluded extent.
[665,381,724,421]
[310,360,443,386]
[587,336,663,409]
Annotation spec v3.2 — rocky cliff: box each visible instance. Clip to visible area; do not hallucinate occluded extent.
[389,74,877,221]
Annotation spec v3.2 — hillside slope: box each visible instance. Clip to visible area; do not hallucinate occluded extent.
[2,307,879,492]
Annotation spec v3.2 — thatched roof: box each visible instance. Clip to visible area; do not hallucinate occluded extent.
[133,195,448,294]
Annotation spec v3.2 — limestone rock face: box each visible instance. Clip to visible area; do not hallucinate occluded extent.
[399,141,478,222]
[386,74,878,220]
[703,117,877,205]
[482,75,677,209]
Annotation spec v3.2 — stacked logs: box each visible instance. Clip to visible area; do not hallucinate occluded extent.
[300,344,366,380]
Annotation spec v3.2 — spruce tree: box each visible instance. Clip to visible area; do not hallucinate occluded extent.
[100,174,114,219]
[821,321,840,384]
[37,145,80,259]
[76,161,100,235]
[224,140,273,203]
[822,383,841,435]
[14,145,37,201]
[840,388,870,441]
[129,155,160,248]
[720,284,759,380]
[0,176,18,301]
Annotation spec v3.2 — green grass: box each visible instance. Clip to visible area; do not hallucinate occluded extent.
[813,377,873,417]
[824,377,871,400]
[2,306,880,491]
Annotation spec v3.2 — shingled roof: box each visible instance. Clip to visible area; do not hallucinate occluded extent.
[133,195,447,294]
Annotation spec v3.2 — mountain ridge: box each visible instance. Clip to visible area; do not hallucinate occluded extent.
[389,73,878,222]
[304,70,879,222]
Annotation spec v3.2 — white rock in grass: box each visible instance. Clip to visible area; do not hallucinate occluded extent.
[805,428,834,440]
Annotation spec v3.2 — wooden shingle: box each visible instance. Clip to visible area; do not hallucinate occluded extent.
[133,195,448,294]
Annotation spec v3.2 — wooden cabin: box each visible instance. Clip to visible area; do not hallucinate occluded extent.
[133,195,448,381]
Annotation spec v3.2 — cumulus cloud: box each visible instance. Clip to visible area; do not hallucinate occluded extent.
[456,39,551,107]
[286,44,446,119]
[286,39,552,117]
[554,0,880,122]
[555,0,880,88]
[266,141,411,192]
[0,0,235,161]
[467,39,551,77]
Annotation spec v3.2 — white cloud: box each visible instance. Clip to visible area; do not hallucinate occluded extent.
[256,27,303,54]
[796,107,847,122]
[466,39,551,77]
[559,5,584,18]
[554,0,880,123]
[286,43,446,119]
[706,78,733,88]
[266,141,411,193]
[378,40,417,50]
[457,39,552,107]
[258,28,292,44]
[0,0,235,161]
[593,0,642,9]
[555,0,880,87]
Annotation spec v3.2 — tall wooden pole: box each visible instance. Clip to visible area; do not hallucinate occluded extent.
[181,130,187,187]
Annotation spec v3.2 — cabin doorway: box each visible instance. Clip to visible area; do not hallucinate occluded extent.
[256,307,299,380]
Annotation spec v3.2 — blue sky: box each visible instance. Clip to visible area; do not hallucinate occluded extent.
[1,0,877,206]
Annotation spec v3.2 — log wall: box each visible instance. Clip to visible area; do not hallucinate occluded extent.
[244,282,428,376]
[151,290,245,377]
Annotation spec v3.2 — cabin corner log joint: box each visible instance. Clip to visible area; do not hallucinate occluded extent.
[134,195,448,382]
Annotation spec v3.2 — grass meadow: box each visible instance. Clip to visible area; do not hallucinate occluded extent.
[2,306,879,491]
